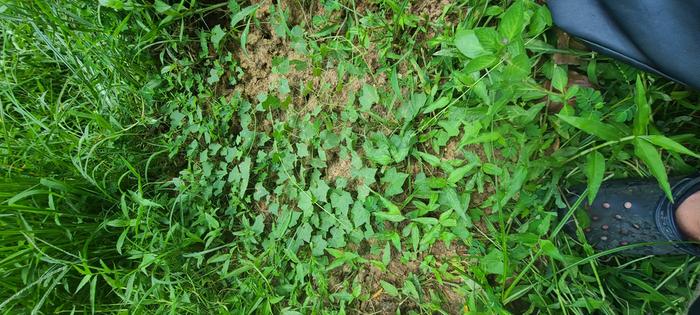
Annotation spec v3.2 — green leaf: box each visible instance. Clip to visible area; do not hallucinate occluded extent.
[447,162,477,185]
[241,19,251,56]
[529,4,552,35]
[633,75,650,135]
[634,138,672,201]
[402,278,420,300]
[480,249,504,275]
[99,0,129,10]
[359,84,379,111]
[351,202,369,227]
[551,66,567,92]
[129,191,162,208]
[416,151,442,167]
[230,4,259,27]
[90,275,97,314]
[116,229,128,254]
[482,163,502,176]
[211,25,226,50]
[380,280,400,297]
[75,274,92,294]
[464,55,498,73]
[154,0,171,13]
[459,131,502,147]
[106,219,132,227]
[642,135,700,158]
[363,135,393,165]
[381,167,409,197]
[498,1,524,41]
[390,133,414,163]
[557,115,623,141]
[312,178,330,203]
[422,96,450,114]
[238,157,252,199]
[298,191,314,217]
[584,151,605,204]
[455,29,485,58]
[501,165,528,206]
[382,242,391,266]
[374,211,406,222]
[540,239,565,262]
[298,222,312,243]
[331,190,352,215]
[442,188,469,222]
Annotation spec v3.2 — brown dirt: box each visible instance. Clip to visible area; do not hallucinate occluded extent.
[326,155,352,182]
[231,2,310,101]
[354,1,380,15]
[230,0,370,117]
[442,138,463,161]
[411,0,451,23]
[340,240,469,313]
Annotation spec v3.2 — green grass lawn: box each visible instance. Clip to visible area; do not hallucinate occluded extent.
[2,0,700,314]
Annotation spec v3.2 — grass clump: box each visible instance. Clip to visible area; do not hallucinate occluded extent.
[2,0,700,314]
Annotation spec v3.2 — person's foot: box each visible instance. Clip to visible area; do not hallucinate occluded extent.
[676,191,700,241]
[561,176,700,255]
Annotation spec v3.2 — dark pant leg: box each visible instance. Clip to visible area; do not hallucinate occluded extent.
[548,0,700,90]
[689,295,700,315]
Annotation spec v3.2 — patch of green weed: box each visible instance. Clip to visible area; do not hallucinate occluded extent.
[2,0,700,314]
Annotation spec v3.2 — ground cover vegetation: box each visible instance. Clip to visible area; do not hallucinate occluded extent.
[2,0,700,313]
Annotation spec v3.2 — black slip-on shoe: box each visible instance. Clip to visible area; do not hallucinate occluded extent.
[560,176,700,256]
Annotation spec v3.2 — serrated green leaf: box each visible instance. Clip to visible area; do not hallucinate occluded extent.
[363,135,393,165]
[298,191,313,217]
[298,222,312,243]
[529,4,552,35]
[390,133,414,163]
[480,249,504,275]
[402,278,420,300]
[351,202,369,228]
[359,84,379,110]
[331,190,352,214]
[634,137,672,201]
[464,54,498,73]
[557,114,623,141]
[455,29,485,58]
[585,151,605,204]
[380,280,400,296]
[552,66,567,92]
[381,167,409,197]
[211,25,225,50]
[482,163,502,176]
[498,1,524,41]
[312,178,330,203]
[633,75,650,135]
